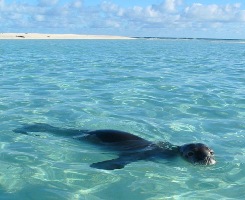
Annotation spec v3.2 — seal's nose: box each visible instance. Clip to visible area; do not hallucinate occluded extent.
[209,158,216,165]
[197,148,216,165]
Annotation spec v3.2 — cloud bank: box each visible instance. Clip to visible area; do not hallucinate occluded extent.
[0,0,245,38]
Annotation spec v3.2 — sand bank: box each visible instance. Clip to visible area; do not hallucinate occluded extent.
[0,33,134,40]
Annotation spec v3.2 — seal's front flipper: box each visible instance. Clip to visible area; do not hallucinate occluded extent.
[90,157,132,170]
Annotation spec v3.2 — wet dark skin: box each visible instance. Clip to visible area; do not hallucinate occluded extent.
[13,123,216,170]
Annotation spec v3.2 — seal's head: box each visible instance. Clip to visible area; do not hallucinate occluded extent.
[179,143,216,165]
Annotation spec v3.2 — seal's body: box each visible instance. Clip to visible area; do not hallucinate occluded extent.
[14,123,216,170]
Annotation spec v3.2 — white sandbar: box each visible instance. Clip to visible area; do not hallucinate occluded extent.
[0,33,134,40]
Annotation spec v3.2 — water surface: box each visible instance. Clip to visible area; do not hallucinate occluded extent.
[0,39,244,199]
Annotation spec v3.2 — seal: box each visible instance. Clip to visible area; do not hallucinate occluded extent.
[13,123,216,170]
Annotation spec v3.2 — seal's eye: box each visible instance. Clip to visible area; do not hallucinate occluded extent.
[210,151,214,155]
[187,152,194,157]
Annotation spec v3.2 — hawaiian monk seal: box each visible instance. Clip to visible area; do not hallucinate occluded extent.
[13,123,216,170]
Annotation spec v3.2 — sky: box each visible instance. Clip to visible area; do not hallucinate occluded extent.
[1,0,245,39]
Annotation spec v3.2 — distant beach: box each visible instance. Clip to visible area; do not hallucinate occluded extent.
[0,33,134,40]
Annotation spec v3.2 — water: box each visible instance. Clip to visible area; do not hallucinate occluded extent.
[0,39,244,199]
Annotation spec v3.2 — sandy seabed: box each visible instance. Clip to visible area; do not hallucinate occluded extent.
[0,33,134,40]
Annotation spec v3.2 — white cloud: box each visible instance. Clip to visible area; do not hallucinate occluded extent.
[38,0,59,7]
[163,0,183,13]
[72,0,83,9]
[239,10,245,21]
[105,19,120,28]
[0,0,4,9]
[101,1,124,16]
[184,3,243,22]
[34,14,46,22]
[126,5,161,22]
[0,0,245,38]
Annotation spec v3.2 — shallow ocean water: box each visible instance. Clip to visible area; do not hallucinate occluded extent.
[0,39,244,199]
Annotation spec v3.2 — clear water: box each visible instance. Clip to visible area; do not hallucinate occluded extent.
[0,39,244,199]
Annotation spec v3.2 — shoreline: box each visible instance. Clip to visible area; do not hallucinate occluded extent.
[0,33,134,40]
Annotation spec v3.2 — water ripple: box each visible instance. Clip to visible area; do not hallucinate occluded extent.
[0,40,244,199]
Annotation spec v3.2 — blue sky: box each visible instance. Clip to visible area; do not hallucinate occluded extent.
[1,0,245,39]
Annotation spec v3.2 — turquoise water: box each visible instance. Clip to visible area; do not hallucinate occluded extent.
[0,39,244,199]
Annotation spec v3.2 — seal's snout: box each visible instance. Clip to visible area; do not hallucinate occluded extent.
[207,157,216,165]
